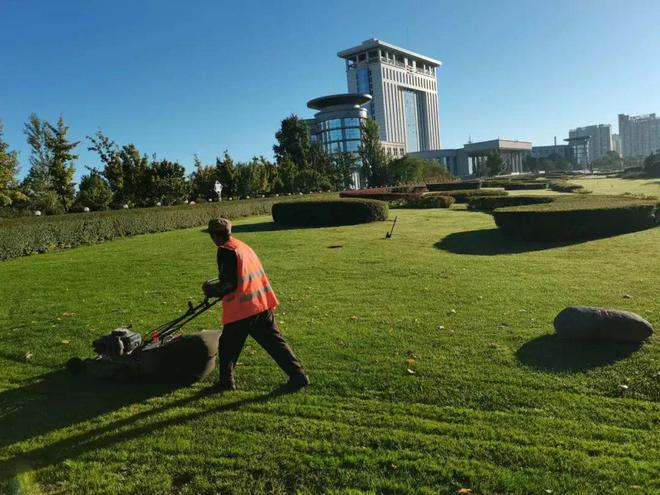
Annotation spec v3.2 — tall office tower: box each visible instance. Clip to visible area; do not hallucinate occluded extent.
[612,134,622,157]
[618,113,660,158]
[568,124,612,162]
[338,39,441,156]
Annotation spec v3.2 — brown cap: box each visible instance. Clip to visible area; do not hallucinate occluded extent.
[202,217,232,235]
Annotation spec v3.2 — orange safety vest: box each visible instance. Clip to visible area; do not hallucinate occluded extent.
[219,237,279,325]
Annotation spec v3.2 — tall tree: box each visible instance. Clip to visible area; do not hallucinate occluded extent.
[190,154,217,200]
[273,115,310,169]
[216,151,235,198]
[45,117,78,211]
[485,151,506,177]
[359,118,389,187]
[117,144,149,206]
[146,159,189,205]
[0,120,27,207]
[22,113,53,197]
[76,168,113,210]
[331,152,357,190]
[87,130,123,203]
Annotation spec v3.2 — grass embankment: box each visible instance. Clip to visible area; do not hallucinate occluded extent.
[0,200,659,493]
[572,176,660,197]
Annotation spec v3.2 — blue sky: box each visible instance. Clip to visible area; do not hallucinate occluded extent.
[1,0,659,180]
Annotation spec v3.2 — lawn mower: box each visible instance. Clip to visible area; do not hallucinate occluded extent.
[65,296,221,382]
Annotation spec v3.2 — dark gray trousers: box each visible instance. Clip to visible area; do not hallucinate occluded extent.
[219,310,303,384]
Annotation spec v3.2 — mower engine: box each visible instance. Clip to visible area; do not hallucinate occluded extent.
[92,328,143,359]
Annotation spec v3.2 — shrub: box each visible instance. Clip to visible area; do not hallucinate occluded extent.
[0,194,334,261]
[481,179,512,188]
[390,185,428,194]
[468,195,555,211]
[426,180,481,191]
[548,180,585,193]
[503,182,549,190]
[272,199,388,227]
[493,195,659,241]
[393,195,455,209]
[339,187,422,202]
[429,189,507,203]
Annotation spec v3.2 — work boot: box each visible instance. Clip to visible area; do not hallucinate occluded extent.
[285,372,310,391]
[211,379,236,393]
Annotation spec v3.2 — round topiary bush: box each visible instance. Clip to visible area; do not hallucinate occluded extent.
[427,180,481,191]
[468,195,555,211]
[503,182,549,190]
[493,195,659,240]
[393,194,455,209]
[429,189,507,203]
[272,199,388,227]
[548,180,585,193]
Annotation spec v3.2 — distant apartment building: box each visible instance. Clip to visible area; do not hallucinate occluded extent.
[612,134,622,157]
[618,113,660,158]
[568,124,612,163]
[337,39,441,156]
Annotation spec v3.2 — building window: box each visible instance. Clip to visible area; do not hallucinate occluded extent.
[329,129,343,141]
[327,119,341,129]
[403,89,420,153]
[344,117,360,127]
[345,141,360,152]
[344,128,360,140]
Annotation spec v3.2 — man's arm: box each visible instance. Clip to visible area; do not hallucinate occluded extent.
[202,248,238,299]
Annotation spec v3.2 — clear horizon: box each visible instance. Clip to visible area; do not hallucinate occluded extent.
[1,0,659,180]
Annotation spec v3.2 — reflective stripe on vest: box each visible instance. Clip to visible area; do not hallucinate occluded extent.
[220,237,279,325]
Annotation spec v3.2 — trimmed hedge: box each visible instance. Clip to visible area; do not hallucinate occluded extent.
[0,194,334,261]
[468,195,555,211]
[393,195,455,209]
[548,180,585,193]
[427,181,481,191]
[339,190,421,202]
[429,189,507,203]
[493,195,660,240]
[272,199,388,227]
[503,182,549,190]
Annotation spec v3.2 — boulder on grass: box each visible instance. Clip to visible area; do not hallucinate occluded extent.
[554,306,653,343]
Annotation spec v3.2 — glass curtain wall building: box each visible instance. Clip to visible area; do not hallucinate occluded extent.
[338,39,441,156]
[306,93,372,189]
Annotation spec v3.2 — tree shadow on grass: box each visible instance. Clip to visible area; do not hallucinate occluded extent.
[435,228,587,255]
[516,334,642,372]
[0,369,286,480]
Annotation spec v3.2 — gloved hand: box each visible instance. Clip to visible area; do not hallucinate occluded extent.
[202,280,217,298]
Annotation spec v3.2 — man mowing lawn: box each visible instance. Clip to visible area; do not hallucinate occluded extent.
[202,217,309,392]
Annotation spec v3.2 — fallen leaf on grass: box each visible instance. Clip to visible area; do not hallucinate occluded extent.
[350,315,359,321]
[61,340,71,345]
[62,311,74,317]
[457,489,472,494]
[406,368,415,375]
[24,352,33,361]
[406,358,416,366]
[623,294,632,299]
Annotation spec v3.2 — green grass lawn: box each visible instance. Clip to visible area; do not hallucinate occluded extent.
[1,196,659,493]
[572,176,660,197]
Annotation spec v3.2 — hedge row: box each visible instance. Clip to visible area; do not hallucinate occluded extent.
[0,194,334,261]
[493,195,660,240]
[548,180,585,193]
[339,190,421,202]
[427,189,508,203]
[272,199,388,227]
[468,195,555,211]
[426,181,481,191]
[503,182,549,190]
[393,195,455,209]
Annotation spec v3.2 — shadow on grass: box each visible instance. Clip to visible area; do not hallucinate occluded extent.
[435,228,586,255]
[0,370,286,480]
[516,334,642,372]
